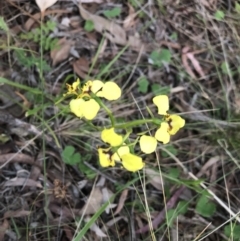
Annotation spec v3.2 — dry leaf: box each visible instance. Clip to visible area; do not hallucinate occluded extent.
[123,3,137,29]
[78,5,143,50]
[145,168,164,191]
[35,0,58,13]
[85,217,107,237]
[80,187,103,215]
[72,58,90,79]
[182,46,205,79]
[79,5,126,45]
[51,37,73,66]
[114,189,128,215]
[3,177,42,188]
[0,219,8,241]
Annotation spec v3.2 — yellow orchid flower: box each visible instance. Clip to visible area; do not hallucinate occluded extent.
[112,145,130,161]
[166,114,185,135]
[98,147,115,167]
[155,122,170,144]
[64,79,80,96]
[153,95,169,115]
[97,82,121,100]
[101,128,123,147]
[69,98,100,120]
[82,80,104,95]
[121,153,145,172]
[139,135,157,154]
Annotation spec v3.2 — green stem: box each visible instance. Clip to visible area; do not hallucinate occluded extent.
[113,118,162,129]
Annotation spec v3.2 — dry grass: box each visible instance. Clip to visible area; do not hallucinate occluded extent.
[1,0,240,240]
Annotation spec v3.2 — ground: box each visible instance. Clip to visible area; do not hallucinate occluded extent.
[0,0,240,241]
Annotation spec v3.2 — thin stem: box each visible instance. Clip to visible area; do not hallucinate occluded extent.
[113,118,162,129]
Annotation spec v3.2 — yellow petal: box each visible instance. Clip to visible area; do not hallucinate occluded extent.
[98,148,115,167]
[139,135,157,154]
[166,115,185,135]
[97,82,121,100]
[155,122,170,144]
[72,78,80,91]
[92,80,104,93]
[81,99,100,120]
[101,128,123,147]
[112,145,130,161]
[65,79,80,96]
[82,80,93,93]
[153,95,169,115]
[121,153,145,172]
[69,98,85,118]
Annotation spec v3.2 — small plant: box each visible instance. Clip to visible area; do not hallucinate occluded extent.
[103,7,121,18]
[20,20,58,51]
[62,79,185,172]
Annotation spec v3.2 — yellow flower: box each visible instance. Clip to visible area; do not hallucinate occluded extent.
[166,115,185,135]
[155,122,170,144]
[139,135,157,154]
[82,80,104,95]
[64,79,80,96]
[98,147,115,167]
[101,128,123,147]
[112,145,130,161]
[69,98,100,120]
[153,95,169,115]
[121,153,145,172]
[152,95,185,144]
[97,82,121,100]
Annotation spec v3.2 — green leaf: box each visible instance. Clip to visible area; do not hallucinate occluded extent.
[151,84,170,96]
[221,61,232,76]
[84,20,95,32]
[196,193,216,218]
[149,48,172,67]
[224,224,240,240]
[161,145,178,158]
[103,7,121,18]
[235,2,240,13]
[166,201,188,227]
[170,32,178,41]
[167,168,180,179]
[137,77,149,93]
[61,146,81,165]
[214,10,225,21]
[0,17,9,32]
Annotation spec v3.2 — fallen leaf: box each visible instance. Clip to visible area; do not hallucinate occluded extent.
[123,3,137,29]
[0,219,8,241]
[182,46,205,79]
[4,210,31,219]
[85,217,107,237]
[3,177,42,188]
[78,5,143,50]
[35,0,59,13]
[114,189,128,215]
[51,37,73,66]
[145,168,164,191]
[80,187,103,215]
[72,58,90,79]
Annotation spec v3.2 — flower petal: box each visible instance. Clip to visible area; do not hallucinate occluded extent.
[98,148,115,167]
[155,122,170,144]
[69,98,85,117]
[97,82,121,100]
[121,153,145,172]
[65,79,80,96]
[82,99,100,120]
[153,95,169,115]
[82,80,93,93]
[112,145,130,161]
[166,115,185,135]
[139,135,157,154]
[92,80,104,93]
[101,128,123,147]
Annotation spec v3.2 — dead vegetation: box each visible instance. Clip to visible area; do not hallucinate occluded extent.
[1,0,240,240]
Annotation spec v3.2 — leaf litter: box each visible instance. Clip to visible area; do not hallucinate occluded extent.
[1,0,240,240]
